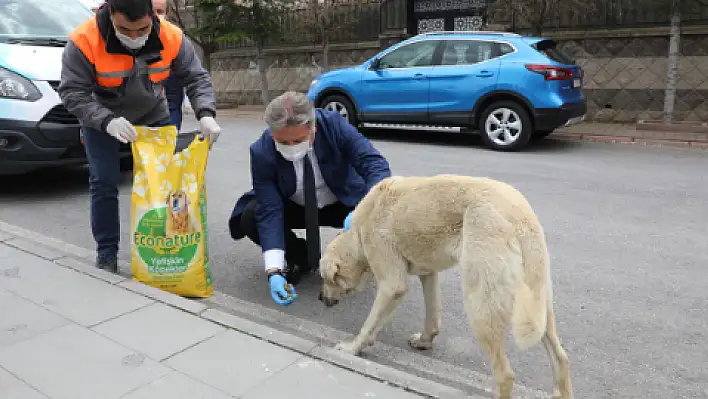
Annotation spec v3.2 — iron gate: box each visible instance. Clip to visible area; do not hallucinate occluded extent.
[406,0,489,35]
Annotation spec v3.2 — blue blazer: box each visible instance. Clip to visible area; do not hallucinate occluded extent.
[228,109,392,252]
[164,72,184,110]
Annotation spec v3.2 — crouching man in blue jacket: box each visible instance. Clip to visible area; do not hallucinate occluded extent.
[228,91,392,306]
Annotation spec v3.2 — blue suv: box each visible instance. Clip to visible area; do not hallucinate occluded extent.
[307,31,586,151]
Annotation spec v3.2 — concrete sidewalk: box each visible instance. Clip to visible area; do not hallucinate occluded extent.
[0,239,469,399]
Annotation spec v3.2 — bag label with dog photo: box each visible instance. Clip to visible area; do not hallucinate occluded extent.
[130,125,213,298]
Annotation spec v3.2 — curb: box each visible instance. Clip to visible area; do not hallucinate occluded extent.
[0,221,476,399]
[552,132,708,149]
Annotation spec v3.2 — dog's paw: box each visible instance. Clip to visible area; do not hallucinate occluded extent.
[551,388,571,399]
[334,340,361,356]
[408,332,434,350]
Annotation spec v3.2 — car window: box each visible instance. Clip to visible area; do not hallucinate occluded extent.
[499,42,515,56]
[0,0,93,38]
[379,40,439,69]
[533,40,575,65]
[440,40,496,66]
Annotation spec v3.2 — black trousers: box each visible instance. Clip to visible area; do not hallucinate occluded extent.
[240,198,354,269]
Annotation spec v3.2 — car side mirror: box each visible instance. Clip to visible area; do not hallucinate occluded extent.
[370,58,381,70]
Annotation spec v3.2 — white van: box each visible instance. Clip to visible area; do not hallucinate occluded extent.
[78,0,104,13]
[0,0,95,175]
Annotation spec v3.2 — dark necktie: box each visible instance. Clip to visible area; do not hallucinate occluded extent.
[302,153,320,271]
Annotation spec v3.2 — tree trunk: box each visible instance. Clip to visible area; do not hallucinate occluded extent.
[256,43,270,105]
[202,51,212,73]
[663,11,681,123]
[321,31,330,72]
[535,0,549,36]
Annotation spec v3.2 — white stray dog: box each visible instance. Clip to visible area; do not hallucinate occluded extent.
[318,175,573,399]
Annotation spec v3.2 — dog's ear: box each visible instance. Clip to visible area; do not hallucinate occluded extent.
[321,260,339,284]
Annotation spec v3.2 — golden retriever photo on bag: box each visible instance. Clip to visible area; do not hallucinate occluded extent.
[165,189,194,237]
[318,175,573,399]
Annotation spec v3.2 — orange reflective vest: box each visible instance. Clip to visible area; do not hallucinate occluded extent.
[68,17,182,88]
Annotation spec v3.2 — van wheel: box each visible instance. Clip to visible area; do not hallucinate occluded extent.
[320,94,358,127]
[479,101,533,152]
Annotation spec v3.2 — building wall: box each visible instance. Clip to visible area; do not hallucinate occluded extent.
[209,27,708,122]
[210,42,381,106]
[553,27,708,122]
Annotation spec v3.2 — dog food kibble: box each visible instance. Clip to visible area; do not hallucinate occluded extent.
[279,284,295,300]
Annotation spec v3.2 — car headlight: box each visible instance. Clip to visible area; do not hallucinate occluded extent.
[310,79,319,89]
[0,67,42,101]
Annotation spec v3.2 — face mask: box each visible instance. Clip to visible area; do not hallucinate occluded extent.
[275,140,310,162]
[114,29,148,50]
[111,17,149,50]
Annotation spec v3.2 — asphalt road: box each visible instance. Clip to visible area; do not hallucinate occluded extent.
[1,117,707,399]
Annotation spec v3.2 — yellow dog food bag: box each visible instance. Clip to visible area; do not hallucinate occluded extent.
[129,125,213,298]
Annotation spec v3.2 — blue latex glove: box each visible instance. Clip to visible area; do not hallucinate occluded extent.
[269,274,296,305]
[343,211,353,232]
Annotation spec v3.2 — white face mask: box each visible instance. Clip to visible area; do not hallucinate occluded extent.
[275,140,310,162]
[112,19,149,50]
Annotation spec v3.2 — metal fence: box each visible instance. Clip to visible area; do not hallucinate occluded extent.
[215,0,708,51]
[218,0,384,50]
[495,0,708,31]
[380,0,407,32]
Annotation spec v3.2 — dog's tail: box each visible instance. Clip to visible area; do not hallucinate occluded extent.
[511,225,550,350]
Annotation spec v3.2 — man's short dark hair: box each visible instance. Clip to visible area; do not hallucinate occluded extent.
[107,0,154,21]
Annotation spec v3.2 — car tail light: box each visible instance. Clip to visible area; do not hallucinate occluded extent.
[525,64,573,81]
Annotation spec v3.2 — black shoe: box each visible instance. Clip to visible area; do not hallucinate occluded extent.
[284,238,312,286]
[96,254,118,274]
[283,261,305,286]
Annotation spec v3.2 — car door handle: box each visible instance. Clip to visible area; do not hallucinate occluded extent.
[476,70,494,78]
[413,73,426,79]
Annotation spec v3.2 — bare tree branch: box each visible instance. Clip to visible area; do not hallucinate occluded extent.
[299,0,364,70]
[169,0,202,46]
[510,0,596,34]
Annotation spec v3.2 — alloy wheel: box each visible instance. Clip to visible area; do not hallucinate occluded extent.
[484,108,523,146]
[324,101,349,121]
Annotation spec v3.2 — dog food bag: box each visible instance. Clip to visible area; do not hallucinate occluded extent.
[129,125,213,298]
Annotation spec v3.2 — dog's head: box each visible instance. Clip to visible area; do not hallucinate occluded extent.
[165,190,190,217]
[318,232,372,307]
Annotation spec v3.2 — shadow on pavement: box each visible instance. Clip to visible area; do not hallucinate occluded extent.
[526,137,587,153]
[363,128,583,153]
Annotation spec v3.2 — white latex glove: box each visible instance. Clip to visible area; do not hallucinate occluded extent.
[199,116,221,149]
[106,117,138,143]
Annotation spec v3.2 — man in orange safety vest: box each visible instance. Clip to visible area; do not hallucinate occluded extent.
[58,0,220,273]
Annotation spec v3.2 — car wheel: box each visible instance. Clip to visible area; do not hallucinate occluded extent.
[479,101,533,152]
[320,94,358,127]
